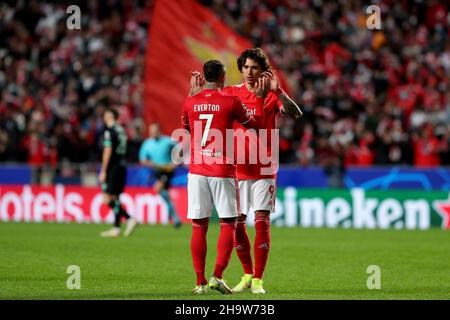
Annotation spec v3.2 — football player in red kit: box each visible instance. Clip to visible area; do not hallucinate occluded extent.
[183,59,269,294]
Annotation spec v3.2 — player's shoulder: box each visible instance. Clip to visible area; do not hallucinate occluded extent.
[221,86,244,102]
[185,91,202,104]
[107,125,119,136]
[218,91,241,105]
[222,83,245,95]
[113,123,125,132]
[184,94,196,103]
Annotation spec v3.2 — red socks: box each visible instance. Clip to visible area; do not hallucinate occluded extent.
[235,215,271,279]
[214,219,237,279]
[194,216,260,283]
[234,220,254,274]
[254,215,271,279]
[191,218,238,284]
[190,218,209,285]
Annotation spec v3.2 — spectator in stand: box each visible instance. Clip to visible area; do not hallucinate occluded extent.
[202,0,449,167]
[413,124,442,167]
[0,0,149,167]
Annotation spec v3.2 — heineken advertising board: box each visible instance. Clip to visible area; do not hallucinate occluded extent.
[251,188,450,230]
[1,185,449,230]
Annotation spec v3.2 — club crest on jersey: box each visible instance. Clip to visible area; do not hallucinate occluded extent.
[242,103,255,116]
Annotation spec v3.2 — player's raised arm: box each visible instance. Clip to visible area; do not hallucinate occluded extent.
[253,76,269,126]
[188,71,205,97]
[262,70,303,120]
[181,99,190,132]
[279,91,303,119]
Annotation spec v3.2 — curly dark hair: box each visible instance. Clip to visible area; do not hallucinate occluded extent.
[237,48,271,73]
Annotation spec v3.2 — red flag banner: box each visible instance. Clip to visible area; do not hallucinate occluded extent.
[144,0,291,135]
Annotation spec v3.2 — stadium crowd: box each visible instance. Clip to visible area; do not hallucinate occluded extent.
[0,0,148,166]
[0,0,449,170]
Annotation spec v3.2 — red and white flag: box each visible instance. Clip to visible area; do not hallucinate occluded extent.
[144,0,290,135]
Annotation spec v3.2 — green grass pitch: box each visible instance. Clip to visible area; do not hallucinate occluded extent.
[0,222,449,299]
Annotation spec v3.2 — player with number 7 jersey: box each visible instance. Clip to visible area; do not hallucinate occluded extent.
[181,60,268,295]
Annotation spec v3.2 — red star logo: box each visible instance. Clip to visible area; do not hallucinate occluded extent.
[433,194,450,230]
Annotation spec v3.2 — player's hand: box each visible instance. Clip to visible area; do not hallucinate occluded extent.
[98,170,106,183]
[254,76,269,98]
[262,70,281,94]
[189,71,204,96]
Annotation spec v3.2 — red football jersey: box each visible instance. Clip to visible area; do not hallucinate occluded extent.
[223,84,283,180]
[182,89,252,178]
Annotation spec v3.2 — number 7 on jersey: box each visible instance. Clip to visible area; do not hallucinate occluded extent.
[199,114,214,147]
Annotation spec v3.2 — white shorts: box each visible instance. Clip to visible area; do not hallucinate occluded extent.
[187,173,240,219]
[239,179,276,215]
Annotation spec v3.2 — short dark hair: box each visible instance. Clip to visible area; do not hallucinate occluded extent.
[237,48,271,72]
[104,108,119,120]
[203,60,225,82]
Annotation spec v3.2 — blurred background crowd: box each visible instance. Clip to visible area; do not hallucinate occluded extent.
[0,0,449,170]
[0,0,148,167]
